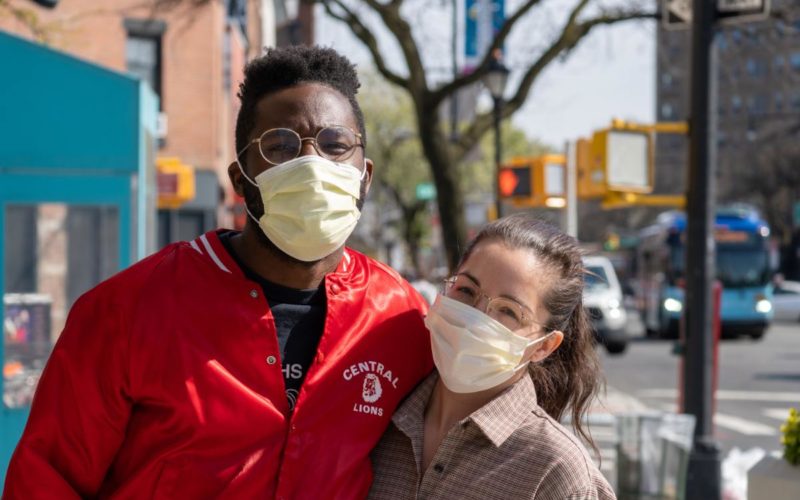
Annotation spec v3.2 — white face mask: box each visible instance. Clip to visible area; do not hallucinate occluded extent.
[237,155,366,262]
[425,294,554,394]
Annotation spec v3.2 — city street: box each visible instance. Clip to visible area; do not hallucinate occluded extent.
[601,313,800,455]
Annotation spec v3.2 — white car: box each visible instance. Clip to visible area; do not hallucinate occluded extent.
[583,256,628,354]
[773,280,800,322]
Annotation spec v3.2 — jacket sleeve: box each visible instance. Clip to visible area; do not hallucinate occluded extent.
[3,287,133,498]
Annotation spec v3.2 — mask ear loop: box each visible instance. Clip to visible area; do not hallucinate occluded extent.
[235,156,262,225]
[236,158,259,187]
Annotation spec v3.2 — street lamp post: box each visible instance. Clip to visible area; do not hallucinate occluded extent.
[482,52,510,220]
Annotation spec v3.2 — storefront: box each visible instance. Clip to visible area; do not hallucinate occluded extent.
[0,31,158,480]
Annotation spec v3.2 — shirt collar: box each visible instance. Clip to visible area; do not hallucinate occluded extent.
[391,371,438,438]
[391,371,540,449]
[469,373,539,448]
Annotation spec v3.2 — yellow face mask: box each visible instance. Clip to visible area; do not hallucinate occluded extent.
[425,294,554,394]
[238,155,365,262]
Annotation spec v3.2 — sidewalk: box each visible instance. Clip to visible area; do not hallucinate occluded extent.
[562,386,656,492]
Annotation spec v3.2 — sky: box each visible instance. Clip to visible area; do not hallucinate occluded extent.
[314,0,656,149]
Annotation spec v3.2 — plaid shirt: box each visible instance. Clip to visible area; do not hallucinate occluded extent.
[368,373,615,500]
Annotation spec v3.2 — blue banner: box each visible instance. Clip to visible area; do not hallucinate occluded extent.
[464,0,505,69]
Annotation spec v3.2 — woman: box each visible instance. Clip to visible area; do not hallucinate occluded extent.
[369,214,614,500]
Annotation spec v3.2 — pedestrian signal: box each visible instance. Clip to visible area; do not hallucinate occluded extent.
[499,155,566,208]
[156,157,196,209]
[577,137,606,199]
[498,166,532,198]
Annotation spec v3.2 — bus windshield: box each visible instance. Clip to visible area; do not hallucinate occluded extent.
[669,245,769,288]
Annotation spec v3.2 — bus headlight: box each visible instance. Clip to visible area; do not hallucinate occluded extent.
[755,299,772,314]
[664,298,683,313]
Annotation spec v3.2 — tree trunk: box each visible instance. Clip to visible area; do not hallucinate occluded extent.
[416,104,466,271]
[403,205,421,275]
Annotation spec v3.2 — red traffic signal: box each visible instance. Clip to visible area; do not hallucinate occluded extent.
[498,166,531,198]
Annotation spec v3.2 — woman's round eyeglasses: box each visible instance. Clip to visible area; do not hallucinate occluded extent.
[443,275,546,332]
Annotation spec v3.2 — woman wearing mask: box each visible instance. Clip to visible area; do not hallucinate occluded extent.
[369,214,614,500]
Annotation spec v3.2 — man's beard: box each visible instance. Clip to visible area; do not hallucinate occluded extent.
[241,176,368,265]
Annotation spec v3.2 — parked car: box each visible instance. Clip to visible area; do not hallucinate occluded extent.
[772,280,800,322]
[583,256,628,354]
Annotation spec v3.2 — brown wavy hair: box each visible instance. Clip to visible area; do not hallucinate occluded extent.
[457,213,603,452]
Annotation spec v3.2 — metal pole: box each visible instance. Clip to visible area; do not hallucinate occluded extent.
[450,0,459,142]
[565,140,578,238]
[494,96,503,219]
[683,0,721,497]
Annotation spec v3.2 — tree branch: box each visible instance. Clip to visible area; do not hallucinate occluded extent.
[357,0,427,95]
[318,0,410,89]
[454,3,656,159]
[429,0,545,107]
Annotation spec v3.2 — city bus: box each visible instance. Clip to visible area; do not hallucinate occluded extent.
[637,205,773,339]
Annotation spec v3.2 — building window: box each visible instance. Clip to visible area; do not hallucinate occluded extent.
[790,52,800,71]
[661,103,674,119]
[775,93,783,111]
[716,33,727,50]
[750,94,768,116]
[792,94,800,111]
[661,73,673,88]
[745,58,767,77]
[731,95,742,113]
[124,19,166,106]
[774,55,785,72]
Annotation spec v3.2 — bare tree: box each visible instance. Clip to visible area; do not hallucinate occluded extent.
[149,0,655,268]
[315,0,656,268]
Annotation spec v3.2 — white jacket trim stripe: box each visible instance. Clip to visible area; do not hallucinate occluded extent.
[199,234,231,273]
[189,240,203,254]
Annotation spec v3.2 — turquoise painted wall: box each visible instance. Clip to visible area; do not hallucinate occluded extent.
[0,30,157,487]
[0,30,140,172]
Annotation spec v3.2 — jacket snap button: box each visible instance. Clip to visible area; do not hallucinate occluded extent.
[266,355,277,365]
[330,283,340,294]
[249,289,259,299]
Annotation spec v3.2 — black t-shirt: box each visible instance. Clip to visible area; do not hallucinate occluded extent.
[218,231,326,411]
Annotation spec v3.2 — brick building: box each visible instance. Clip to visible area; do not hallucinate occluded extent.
[655,1,800,199]
[0,0,308,243]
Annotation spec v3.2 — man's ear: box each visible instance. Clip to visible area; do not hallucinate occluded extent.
[228,161,246,197]
[363,158,374,194]
[527,331,564,364]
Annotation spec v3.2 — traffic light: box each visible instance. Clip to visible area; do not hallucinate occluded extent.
[577,137,606,199]
[498,165,532,198]
[498,155,566,208]
[586,121,654,197]
[156,157,196,209]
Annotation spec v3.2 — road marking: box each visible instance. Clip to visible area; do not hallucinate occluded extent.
[659,402,678,412]
[713,413,777,436]
[763,408,792,421]
[637,388,800,403]
[653,402,778,436]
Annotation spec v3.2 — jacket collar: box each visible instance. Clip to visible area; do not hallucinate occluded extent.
[189,230,354,280]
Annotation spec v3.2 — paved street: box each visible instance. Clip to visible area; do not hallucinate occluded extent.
[600,313,800,456]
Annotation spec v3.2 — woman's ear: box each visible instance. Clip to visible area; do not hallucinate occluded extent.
[527,331,564,364]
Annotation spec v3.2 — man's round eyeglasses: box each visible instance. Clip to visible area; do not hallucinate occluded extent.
[443,275,546,332]
[238,126,364,167]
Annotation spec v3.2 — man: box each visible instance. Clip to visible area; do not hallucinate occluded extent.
[4,46,433,499]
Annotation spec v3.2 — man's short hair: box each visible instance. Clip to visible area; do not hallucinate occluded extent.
[235,45,366,159]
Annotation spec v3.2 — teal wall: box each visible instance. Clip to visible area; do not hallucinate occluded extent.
[0,30,157,487]
[0,30,140,173]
